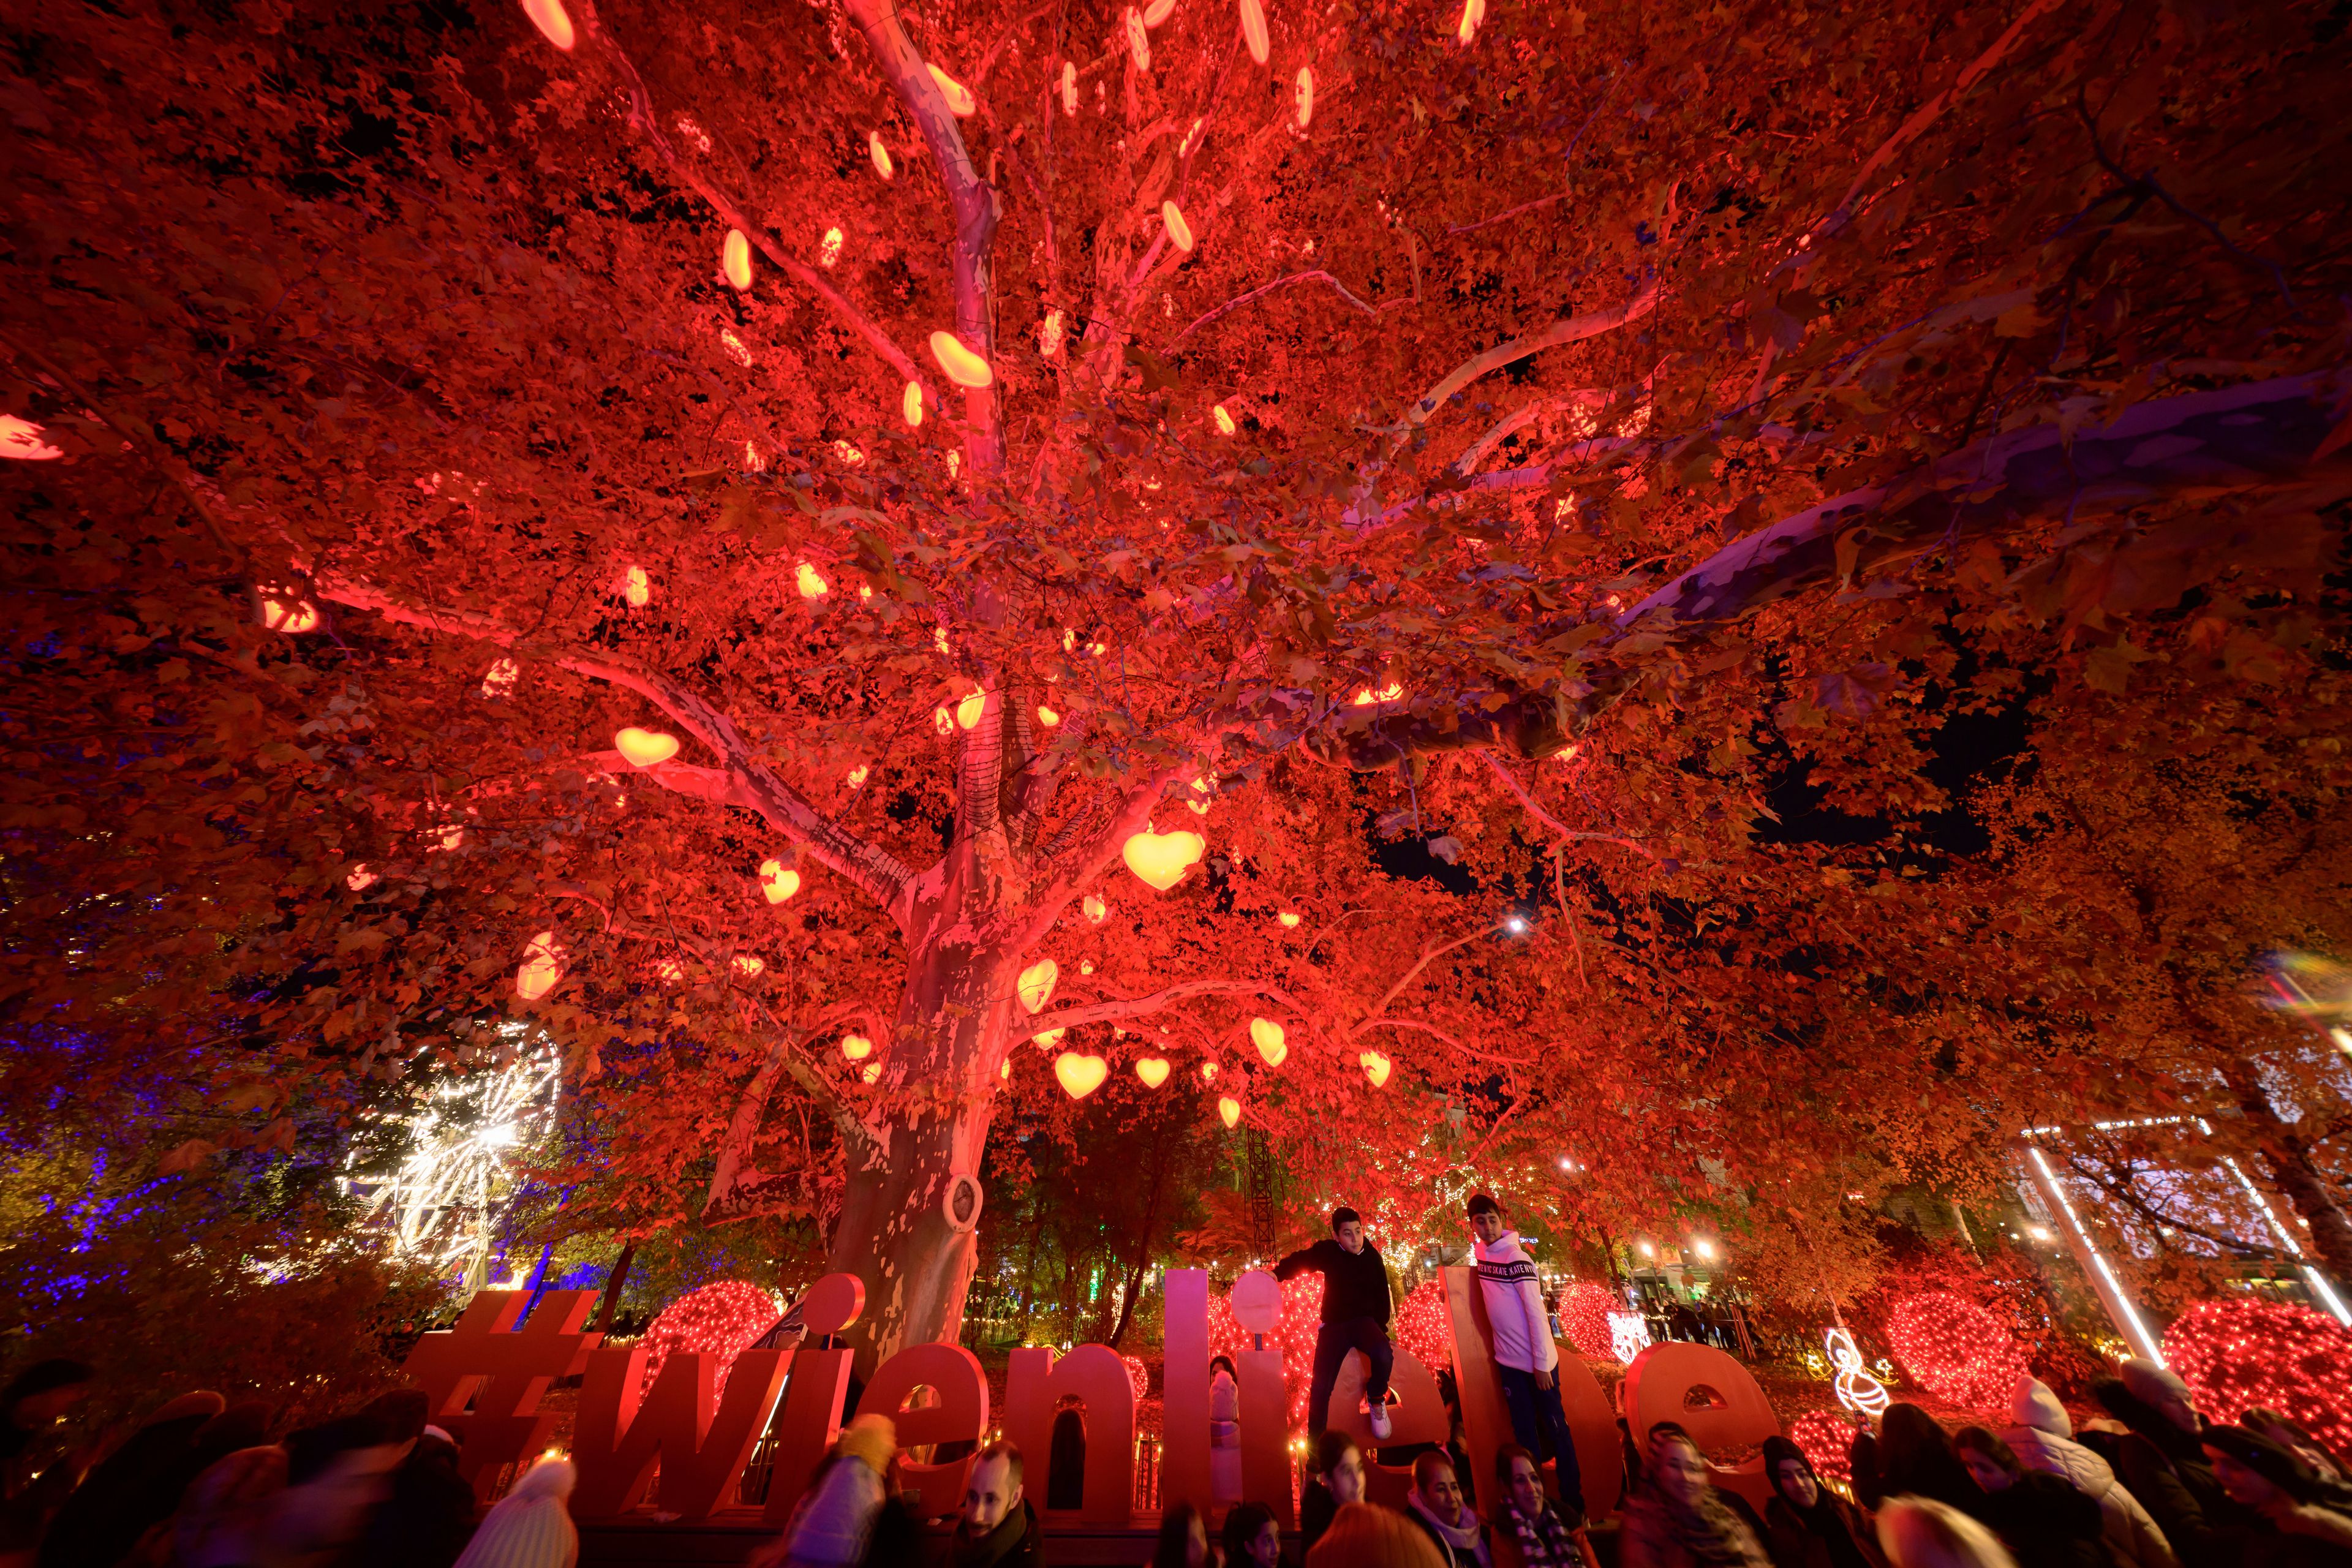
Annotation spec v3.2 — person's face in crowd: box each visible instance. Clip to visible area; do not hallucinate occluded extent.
[1325,1446,1366,1506]
[1507,1454,1547,1518]
[1959,1451,2012,1494]
[963,1453,1021,1534]
[2207,1449,2288,1510]
[2153,1386,2201,1436]
[1469,1209,1505,1246]
[1183,1513,1208,1568]
[1334,1219,1365,1253]
[1657,1439,1711,1507]
[268,1443,405,1553]
[1772,1457,1818,1509]
[1420,1463,1466,1523]
[1242,1520,1281,1568]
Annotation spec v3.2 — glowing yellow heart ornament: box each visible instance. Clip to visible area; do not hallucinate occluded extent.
[1033,1028,1066,1049]
[1278,911,1302,928]
[930,331,993,388]
[722,228,753,292]
[1018,958,1059,1014]
[1360,1050,1393,1088]
[1083,894,1106,924]
[759,859,801,904]
[519,0,575,51]
[1055,1052,1109,1100]
[957,691,989,729]
[1250,1017,1287,1066]
[1123,827,1205,891]
[614,728,679,767]
[516,932,564,1001]
[1136,1058,1171,1088]
[1218,1096,1242,1128]
[841,1034,873,1060]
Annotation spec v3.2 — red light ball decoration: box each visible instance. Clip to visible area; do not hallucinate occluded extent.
[2163,1298,2352,1464]
[1209,1271,1324,1427]
[1120,1352,1150,1403]
[639,1279,785,1396]
[1885,1291,2028,1411]
[1557,1282,1619,1361]
[1393,1278,1455,1374]
[1790,1409,1858,1485]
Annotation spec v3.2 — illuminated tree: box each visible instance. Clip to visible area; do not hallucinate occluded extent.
[5,0,2346,1370]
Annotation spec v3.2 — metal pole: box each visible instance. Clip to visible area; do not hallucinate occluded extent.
[2018,1140,2166,1363]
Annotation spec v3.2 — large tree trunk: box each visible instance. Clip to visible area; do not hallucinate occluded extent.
[827,927,1017,1378]
[2222,1065,2352,1284]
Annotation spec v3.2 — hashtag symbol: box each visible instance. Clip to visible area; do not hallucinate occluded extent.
[402,1290,601,1492]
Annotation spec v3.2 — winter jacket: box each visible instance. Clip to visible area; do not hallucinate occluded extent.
[452,1457,579,1568]
[1973,1471,2107,1568]
[1760,1493,1882,1568]
[1405,1493,1493,1568]
[2007,1376,2177,1568]
[1474,1232,1557,1374]
[777,1452,888,1568]
[949,1500,1040,1568]
[1275,1238,1394,1325]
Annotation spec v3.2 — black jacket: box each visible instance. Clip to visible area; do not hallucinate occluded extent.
[1273,1238,1392,1325]
[952,1500,1040,1568]
[1975,1472,2106,1568]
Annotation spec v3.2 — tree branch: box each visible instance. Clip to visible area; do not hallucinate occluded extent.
[1406,279,1660,430]
[1036,978,1317,1033]
[315,579,918,923]
[1355,922,1506,1028]
[1352,1017,1536,1069]
[1481,753,1661,862]
[1006,766,1182,954]
[1166,270,1382,347]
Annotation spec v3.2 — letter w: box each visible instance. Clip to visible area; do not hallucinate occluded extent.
[571,1347,789,1520]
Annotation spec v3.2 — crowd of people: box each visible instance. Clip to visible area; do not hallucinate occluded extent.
[8,1192,2351,1568]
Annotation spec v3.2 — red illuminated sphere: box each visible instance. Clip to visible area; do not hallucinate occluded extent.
[1790,1409,1858,1484]
[1556,1282,1619,1362]
[1208,1272,1323,1427]
[2163,1298,2352,1465]
[1886,1291,2027,1412]
[639,1279,785,1395]
[1393,1278,1455,1374]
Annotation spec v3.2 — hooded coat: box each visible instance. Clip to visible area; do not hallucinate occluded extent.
[2004,1377,2177,1568]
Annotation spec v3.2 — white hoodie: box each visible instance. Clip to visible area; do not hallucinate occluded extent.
[2004,1375,2177,1568]
[1474,1231,1556,1374]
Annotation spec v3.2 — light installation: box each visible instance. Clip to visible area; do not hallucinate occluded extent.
[1823,1325,1890,1417]
[639,1280,786,1396]
[1885,1291,2026,1412]
[2163,1298,2352,1464]
[1790,1409,1857,1485]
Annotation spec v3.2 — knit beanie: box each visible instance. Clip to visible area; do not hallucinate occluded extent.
[453,1457,578,1568]
[2119,1359,2193,1408]
[2200,1425,2320,1502]
[2011,1376,2072,1438]
[837,1412,897,1476]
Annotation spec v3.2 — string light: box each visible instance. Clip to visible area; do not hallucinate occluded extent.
[1790,1409,1858,1485]
[639,1280,785,1396]
[1886,1291,2027,1412]
[1392,1280,1453,1373]
[1825,1325,1890,1416]
[1556,1282,1618,1360]
[2163,1299,2352,1463]
[1209,1272,1324,1424]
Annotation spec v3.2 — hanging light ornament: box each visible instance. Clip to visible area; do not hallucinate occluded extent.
[758,858,801,904]
[869,131,894,180]
[1218,1095,1242,1128]
[956,690,988,729]
[1060,61,1079,116]
[1144,0,1178,22]
[1122,826,1205,890]
[1212,404,1237,435]
[731,954,765,977]
[1457,0,1486,45]
[818,227,843,268]
[1161,200,1196,253]
[1277,911,1302,928]
[346,865,378,893]
[1082,894,1106,924]
[1018,959,1060,1014]
[862,1060,884,1084]
[933,706,955,735]
[1136,1058,1171,1087]
[517,0,575,51]
[1360,1050,1392,1087]
[847,763,870,788]
[1200,1062,1219,1083]
[480,659,521,699]
[624,565,651,606]
[1036,704,1061,728]
[1032,1027,1066,1049]
[260,596,320,634]
[929,331,993,388]
[927,63,977,116]
[841,1034,874,1060]
[1237,0,1268,64]
[1294,66,1314,129]
[796,562,830,599]
[614,728,680,767]
[722,229,754,292]
[902,382,924,428]
[1125,9,1152,70]
[0,415,64,460]
[652,957,686,984]
[1054,1052,1109,1099]
[1040,309,1066,356]
[1250,1018,1287,1066]
[516,931,564,1000]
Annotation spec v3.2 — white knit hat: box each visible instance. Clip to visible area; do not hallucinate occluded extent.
[453,1458,579,1568]
[2011,1374,2072,1438]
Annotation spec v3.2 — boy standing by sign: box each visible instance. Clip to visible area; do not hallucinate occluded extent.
[1274,1205,1395,1439]
[1467,1193,1582,1514]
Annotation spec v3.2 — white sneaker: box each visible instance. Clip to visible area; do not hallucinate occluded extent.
[1367,1400,1393,1440]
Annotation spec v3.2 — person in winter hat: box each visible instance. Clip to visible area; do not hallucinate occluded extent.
[1954,1427,2107,1568]
[757,1414,897,1568]
[1759,1434,1883,1568]
[2001,1376,2175,1568]
[452,1455,577,1568]
[1464,1194,1583,1521]
[2094,1362,2259,1553]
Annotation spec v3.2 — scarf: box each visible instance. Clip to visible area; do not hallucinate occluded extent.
[1499,1499,1578,1568]
[1408,1493,1491,1568]
[952,1502,1033,1568]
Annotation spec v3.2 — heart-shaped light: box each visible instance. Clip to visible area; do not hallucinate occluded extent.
[1278,911,1302,928]
[480,660,520,699]
[1250,1017,1287,1066]
[1054,1052,1109,1100]
[1032,1028,1066,1050]
[862,1061,883,1084]
[722,228,753,292]
[956,691,989,730]
[1218,1096,1242,1129]
[795,562,829,599]
[1201,1062,1219,1083]
[1018,958,1059,1014]
[520,0,576,50]
[624,565,650,606]
[1082,894,1106,924]
[345,865,377,893]
[260,597,319,634]
[1136,1058,1171,1088]
[652,957,685,984]
[1037,704,1061,728]
[759,858,801,904]
[516,932,564,1001]
[1122,827,1205,891]
[615,727,680,767]
[842,1034,873,1061]
[1360,1050,1393,1088]
[1000,1059,1011,1080]
[731,954,764,977]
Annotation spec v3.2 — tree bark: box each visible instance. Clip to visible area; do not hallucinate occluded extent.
[593,1240,636,1333]
[2221,1065,2352,1284]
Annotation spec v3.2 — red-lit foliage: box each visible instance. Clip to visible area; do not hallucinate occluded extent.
[5,0,2349,1384]
[1886,1292,2029,1413]
[2163,1299,2352,1466]
[639,1280,785,1395]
